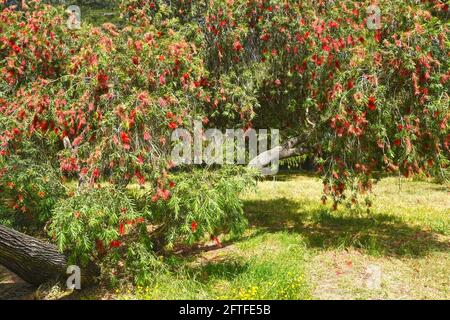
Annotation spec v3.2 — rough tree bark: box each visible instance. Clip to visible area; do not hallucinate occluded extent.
[0,224,100,287]
[0,224,68,286]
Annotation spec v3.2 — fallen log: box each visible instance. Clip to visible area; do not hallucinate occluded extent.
[0,224,98,286]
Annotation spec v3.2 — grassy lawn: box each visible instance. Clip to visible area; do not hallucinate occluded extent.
[80,172,449,300]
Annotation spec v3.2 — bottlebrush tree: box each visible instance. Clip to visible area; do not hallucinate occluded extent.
[123,0,449,205]
[0,2,255,281]
[0,0,448,283]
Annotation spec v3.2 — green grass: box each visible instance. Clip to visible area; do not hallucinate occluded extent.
[110,231,311,300]
[82,172,449,300]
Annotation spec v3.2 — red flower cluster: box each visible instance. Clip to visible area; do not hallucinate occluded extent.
[368,97,377,111]
[120,131,131,149]
[191,221,198,232]
[109,240,121,248]
[97,71,109,90]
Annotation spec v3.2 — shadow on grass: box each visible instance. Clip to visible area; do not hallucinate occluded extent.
[260,169,317,182]
[243,197,449,257]
[191,259,250,283]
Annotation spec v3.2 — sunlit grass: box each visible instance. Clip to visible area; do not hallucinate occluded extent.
[87,172,449,300]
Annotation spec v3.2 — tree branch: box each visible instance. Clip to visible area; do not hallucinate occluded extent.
[248,135,307,174]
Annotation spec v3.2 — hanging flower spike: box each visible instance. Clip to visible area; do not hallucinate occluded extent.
[233,40,243,51]
[109,240,121,248]
[120,131,131,149]
[135,217,145,224]
[191,221,198,232]
[368,96,376,111]
[168,121,178,129]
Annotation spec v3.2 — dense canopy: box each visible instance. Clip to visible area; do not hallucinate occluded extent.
[0,0,448,283]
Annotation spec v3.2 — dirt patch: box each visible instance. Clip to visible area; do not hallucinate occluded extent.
[308,248,450,300]
[0,265,35,300]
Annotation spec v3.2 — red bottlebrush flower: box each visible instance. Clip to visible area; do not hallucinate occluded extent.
[169,181,175,188]
[72,135,83,146]
[119,223,125,236]
[6,70,15,84]
[39,121,48,132]
[143,131,151,141]
[347,80,354,90]
[97,72,108,89]
[168,121,178,129]
[135,217,145,224]
[322,43,331,52]
[191,221,198,232]
[274,79,281,86]
[160,189,170,200]
[260,34,270,41]
[393,139,401,146]
[312,54,323,66]
[375,30,382,43]
[166,111,174,119]
[109,240,121,248]
[233,41,243,51]
[405,138,412,154]
[134,40,143,51]
[368,96,376,111]
[135,171,145,185]
[92,168,100,179]
[159,74,166,85]
[120,131,131,149]
[80,167,89,176]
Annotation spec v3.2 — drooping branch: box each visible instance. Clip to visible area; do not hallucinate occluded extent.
[248,135,308,173]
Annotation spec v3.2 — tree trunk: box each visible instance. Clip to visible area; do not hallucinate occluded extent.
[0,224,68,286]
[0,225,100,287]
